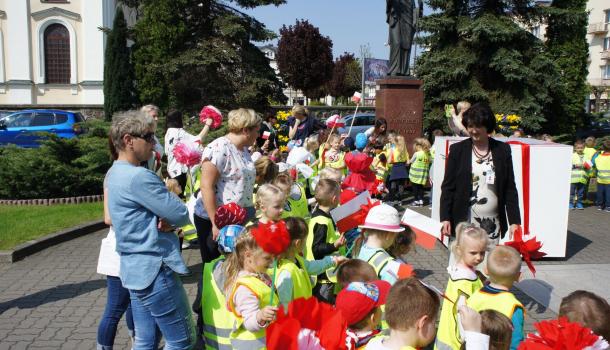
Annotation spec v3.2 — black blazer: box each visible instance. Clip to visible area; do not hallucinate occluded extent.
[440,137,521,237]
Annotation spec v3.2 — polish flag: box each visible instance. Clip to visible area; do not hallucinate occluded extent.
[351,92,362,104]
[331,191,372,233]
[401,209,447,249]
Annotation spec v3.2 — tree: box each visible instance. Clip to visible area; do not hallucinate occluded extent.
[416,0,560,132]
[277,20,334,98]
[103,7,137,121]
[129,0,287,112]
[328,53,361,101]
[544,0,589,134]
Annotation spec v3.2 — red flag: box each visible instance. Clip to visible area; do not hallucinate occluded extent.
[400,209,445,249]
[331,191,378,233]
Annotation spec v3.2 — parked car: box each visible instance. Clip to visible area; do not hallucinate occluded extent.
[575,118,610,140]
[338,113,376,138]
[0,109,86,148]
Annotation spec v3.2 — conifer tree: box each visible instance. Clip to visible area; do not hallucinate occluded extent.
[103,7,137,121]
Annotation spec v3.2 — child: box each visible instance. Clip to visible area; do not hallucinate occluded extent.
[373,152,389,184]
[559,290,610,341]
[471,310,513,350]
[201,204,247,350]
[355,204,414,285]
[408,138,432,207]
[335,281,391,349]
[322,133,346,172]
[570,140,588,210]
[436,223,489,350]
[224,228,279,349]
[592,138,610,211]
[275,217,344,307]
[467,245,524,350]
[273,173,310,220]
[343,133,377,194]
[254,156,278,186]
[386,134,409,201]
[336,259,378,290]
[255,184,286,224]
[164,178,186,246]
[307,179,346,303]
[584,136,597,203]
[388,227,416,264]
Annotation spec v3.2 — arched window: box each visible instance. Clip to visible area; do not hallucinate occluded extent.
[44,23,70,84]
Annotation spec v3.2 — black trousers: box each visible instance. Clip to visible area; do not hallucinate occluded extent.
[413,183,424,202]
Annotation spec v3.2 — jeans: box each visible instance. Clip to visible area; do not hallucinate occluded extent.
[129,265,195,350]
[597,183,610,209]
[570,183,585,205]
[97,276,135,350]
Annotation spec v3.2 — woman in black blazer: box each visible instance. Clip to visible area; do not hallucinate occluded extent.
[440,103,521,241]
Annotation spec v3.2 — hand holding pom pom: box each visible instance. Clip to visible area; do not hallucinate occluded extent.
[199,105,223,129]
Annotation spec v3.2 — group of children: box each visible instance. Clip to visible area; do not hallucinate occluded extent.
[570,137,610,211]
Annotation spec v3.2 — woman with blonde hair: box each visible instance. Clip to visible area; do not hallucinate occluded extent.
[288,104,326,146]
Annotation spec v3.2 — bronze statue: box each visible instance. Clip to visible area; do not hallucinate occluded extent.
[386,0,423,76]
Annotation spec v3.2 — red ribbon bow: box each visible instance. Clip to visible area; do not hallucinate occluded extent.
[518,318,602,350]
[504,226,546,276]
[251,220,291,256]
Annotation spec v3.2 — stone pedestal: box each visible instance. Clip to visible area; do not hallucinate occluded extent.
[375,77,423,148]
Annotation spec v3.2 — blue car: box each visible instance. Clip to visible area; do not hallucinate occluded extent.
[0,109,86,148]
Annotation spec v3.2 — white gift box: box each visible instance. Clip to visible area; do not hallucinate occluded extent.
[431,137,572,258]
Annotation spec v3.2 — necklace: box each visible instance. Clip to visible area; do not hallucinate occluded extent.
[472,144,490,164]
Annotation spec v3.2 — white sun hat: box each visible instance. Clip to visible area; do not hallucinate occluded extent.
[359,203,405,233]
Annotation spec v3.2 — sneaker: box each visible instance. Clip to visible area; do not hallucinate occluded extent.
[606,208,610,213]
[599,206,605,211]
[575,203,584,210]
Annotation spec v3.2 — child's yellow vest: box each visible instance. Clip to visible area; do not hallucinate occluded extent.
[201,257,234,350]
[275,255,313,301]
[306,215,345,260]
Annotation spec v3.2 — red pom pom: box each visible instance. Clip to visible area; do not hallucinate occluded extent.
[199,105,223,129]
[251,220,291,255]
[519,317,603,350]
[172,142,202,167]
[504,226,546,276]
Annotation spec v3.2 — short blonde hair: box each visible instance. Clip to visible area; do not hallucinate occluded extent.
[292,104,307,117]
[319,167,342,183]
[305,136,320,153]
[110,110,155,151]
[255,184,286,210]
[228,108,261,133]
[272,173,293,195]
[486,246,521,286]
[314,179,340,207]
[451,222,489,258]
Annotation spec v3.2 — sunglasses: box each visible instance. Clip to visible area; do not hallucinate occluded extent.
[131,132,156,143]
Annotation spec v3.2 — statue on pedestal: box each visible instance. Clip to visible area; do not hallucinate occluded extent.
[386,0,423,76]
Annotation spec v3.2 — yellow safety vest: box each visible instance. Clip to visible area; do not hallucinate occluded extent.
[467,288,524,320]
[435,276,483,350]
[595,153,610,185]
[385,144,409,164]
[571,153,588,185]
[228,275,278,350]
[584,147,597,161]
[281,184,310,220]
[366,250,394,278]
[409,151,431,185]
[306,214,345,260]
[183,168,201,241]
[323,150,346,174]
[275,255,313,301]
[201,257,234,350]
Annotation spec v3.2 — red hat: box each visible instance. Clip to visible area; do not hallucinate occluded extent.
[335,281,391,326]
[214,203,247,230]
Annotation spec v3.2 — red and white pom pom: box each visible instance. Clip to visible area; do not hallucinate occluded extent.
[325,114,345,128]
[351,92,362,104]
[199,105,223,129]
[173,142,202,168]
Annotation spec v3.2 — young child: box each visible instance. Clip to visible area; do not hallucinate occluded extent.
[436,223,489,350]
[336,259,378,290]
[559,290,610,342]
[592,138,610,211]
[472,310,513,350]
[254,156,278,186]
[255,184,286,224]
[386,134,409,201]
[408,138,432,207]
[201,204,247,350]
[273,173,310,221]
[336,281,391,349]
[467,245,524,350]
[355,204,414,285]
[365,278,440,349]
[275,217,344,307]
[307,179,346,303]
[570,140,588,210]
[388,227,416,264]
[322,133,346,172]
[224,228,279,349]
[343,133,377,194]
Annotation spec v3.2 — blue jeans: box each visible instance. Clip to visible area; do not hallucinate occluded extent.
[597,183,610,209]
[97,276,135,350]
[570,183,585,205]
[130,265,195,350]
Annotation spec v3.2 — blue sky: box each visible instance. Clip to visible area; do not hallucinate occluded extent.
[243,1,429,60]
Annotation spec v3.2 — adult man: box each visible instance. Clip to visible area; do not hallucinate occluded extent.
[386,0,423,76]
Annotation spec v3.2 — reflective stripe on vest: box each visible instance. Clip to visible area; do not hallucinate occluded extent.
[276,255,313,300]
[201,257,234,349]
[409,151,430,185]
[467,289,524,320]
[306,215,345,260]
[228,275,277,349]
[571,153,587,184]
[366,250,394,277]
[596,154,610,184]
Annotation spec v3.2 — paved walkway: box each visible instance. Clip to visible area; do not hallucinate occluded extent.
[0,206,608,349]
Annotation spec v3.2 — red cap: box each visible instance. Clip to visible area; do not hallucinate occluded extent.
[335,281,391,326]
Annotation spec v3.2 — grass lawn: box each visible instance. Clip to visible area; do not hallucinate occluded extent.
[0,202,103,250]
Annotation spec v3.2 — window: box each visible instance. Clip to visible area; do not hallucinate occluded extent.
[55,114,68,124]
[603,65,610,80]
[44,24,70,84]
[3,113,34,127]
[605,10,610,24]
[31,113,56,127]
[604,37,610,51]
